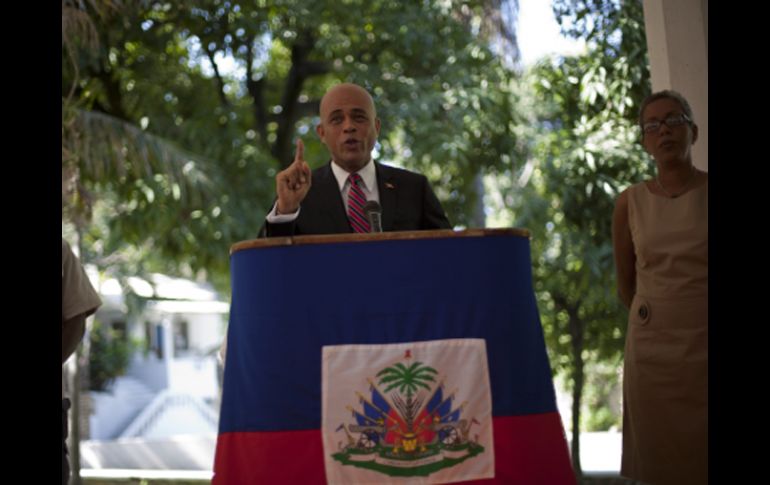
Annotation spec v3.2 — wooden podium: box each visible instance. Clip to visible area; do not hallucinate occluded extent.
[213,229,575,484]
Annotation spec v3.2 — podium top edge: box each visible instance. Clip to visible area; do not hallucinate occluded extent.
[230,228,531,254]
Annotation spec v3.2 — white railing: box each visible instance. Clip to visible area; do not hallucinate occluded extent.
[119,390,218,439]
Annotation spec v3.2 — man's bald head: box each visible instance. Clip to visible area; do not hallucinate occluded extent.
[316,83,381,172]
[319,83,377,120]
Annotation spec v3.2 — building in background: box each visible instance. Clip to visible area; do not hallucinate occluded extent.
[81,274,228,471]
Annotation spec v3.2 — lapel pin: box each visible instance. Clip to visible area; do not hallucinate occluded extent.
[385,182,395,189]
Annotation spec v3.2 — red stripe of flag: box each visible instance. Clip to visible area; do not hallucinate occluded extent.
[213,413,575,484]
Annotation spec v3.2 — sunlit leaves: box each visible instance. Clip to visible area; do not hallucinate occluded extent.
[496,1,654,440]
[63,0,528,291]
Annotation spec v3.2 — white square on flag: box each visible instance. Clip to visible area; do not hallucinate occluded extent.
[322,338,495,484]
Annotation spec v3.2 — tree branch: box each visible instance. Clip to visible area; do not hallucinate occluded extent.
[268,100,319,125]
[92,66,129,121]
[245,34,268,142]
[204,46,230,108]
[272,31,329,166]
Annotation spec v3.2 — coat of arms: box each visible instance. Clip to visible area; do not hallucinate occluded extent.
[330,350,486,478]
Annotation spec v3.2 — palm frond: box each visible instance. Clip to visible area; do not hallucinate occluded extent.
[62,1,122,101]
[62,107,224,233]
[377,375,402,385]
[65,108,219,206]
[61,4,99,51]
[383,382,401,393]
[414,381,432,390]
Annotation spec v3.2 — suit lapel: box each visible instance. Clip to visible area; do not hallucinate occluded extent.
[376,162,397,231]
[316,162,352,233]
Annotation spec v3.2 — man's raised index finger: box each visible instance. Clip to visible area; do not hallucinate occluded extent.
[294,138,305,164]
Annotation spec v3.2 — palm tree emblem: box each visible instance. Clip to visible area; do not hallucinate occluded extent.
[377,361,437,452]
[331,348,487,477]
[376,361,438,400]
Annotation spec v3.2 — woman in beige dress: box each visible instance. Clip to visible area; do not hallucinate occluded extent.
[612,90,708,485]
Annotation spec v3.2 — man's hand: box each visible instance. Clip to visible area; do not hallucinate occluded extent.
[276,139,311,214]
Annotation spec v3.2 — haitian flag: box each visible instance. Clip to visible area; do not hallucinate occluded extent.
[214,230,576,484]
[322,338,496,484]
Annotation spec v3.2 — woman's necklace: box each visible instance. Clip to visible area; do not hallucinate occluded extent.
[656,165,697,198]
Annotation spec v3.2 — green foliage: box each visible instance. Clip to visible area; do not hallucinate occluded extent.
[585,406,617,432]
[483,0,653,469]
[524,0,652,366]
[62,0,525,293]
[581,356,623,431]
[88,319,137,392]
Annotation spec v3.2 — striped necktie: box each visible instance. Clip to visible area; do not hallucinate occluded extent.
[347,173,371,233]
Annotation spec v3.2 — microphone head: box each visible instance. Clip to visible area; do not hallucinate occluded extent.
[363,200,383,233]
[363,200,382,216]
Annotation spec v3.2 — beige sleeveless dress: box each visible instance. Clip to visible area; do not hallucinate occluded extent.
[621,180,708,485]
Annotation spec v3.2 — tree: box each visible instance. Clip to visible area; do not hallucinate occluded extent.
[88,319,137,391]
[63,0,245,289]
[63,0,527,291]
[61,2,526,480]
[492,0,653,475]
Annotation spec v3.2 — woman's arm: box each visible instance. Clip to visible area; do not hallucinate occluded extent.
[612,189,636,309]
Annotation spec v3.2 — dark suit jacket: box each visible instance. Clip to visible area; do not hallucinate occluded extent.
[260,162,451,237]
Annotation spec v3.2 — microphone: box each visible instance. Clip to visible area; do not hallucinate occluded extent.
[363,200,383,233]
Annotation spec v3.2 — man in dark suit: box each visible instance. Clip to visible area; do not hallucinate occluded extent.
[260,83,451,237]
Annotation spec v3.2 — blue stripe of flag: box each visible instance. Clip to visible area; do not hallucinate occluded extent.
[220,235,556,433]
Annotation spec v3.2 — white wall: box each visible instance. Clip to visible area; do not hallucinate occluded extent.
[643,0,708,171]
[185,313,227,353]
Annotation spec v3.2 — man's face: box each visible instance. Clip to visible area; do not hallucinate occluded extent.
[316,85,381,173]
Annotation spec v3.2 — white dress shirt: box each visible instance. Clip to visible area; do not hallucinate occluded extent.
[266,159,380,223]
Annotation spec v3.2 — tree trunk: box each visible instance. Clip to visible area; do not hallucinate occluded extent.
[247,76,268,142]
[271,32,329,167]
[555,294,585,477]
[205,47,231,108]
[272,35,313,166]
[570,333,584,477]
[569,304,586,478]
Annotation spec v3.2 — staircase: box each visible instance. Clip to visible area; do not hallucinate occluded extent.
[119,390,219,439]
[89,376,157,440]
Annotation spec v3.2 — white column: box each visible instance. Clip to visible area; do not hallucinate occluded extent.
[643,0,708,171]
[161,316,175,388]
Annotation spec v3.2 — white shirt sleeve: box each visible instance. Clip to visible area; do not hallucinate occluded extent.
[265,201,301,223]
